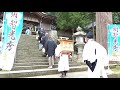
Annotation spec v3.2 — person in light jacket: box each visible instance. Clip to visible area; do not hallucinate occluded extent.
[82,31,108,78]
[25,27,31,35]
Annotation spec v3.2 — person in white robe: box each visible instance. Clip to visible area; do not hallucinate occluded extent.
[0,40,3,70]
[0,34,4,70]
[55,40,71,78]
[82,31,108,78]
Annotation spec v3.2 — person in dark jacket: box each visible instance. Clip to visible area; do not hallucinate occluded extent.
[45,35,57,69]
[36,27,46,51]
[41,33,48,48]
[38,28,45,42]
[41,33,49,57]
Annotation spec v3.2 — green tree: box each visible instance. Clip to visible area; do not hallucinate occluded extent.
[48,12,95,32]
[112,12,120,24]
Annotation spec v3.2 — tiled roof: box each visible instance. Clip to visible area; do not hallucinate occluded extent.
[34,12,56,20]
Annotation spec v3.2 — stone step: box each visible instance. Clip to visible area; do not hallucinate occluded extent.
[16,52,45,55]
[16,56,45,59]
[17,44,39,47]
[12,65,48,70]
[16,49,39,52]
[14,59,83,66]
[16,56,77,60]
[16,56,47,59]
[15,56,47,61]
[14,62,49,66]
[15,59,48,63]
[0,64,117,78]
[15,58,72,61]
[0,65,88,78]
[16,57,48,61]
[14,61,84,66]
[15,64,119,78]
[12,64,81,71]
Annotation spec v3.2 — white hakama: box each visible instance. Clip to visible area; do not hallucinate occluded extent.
[58,54,69,72]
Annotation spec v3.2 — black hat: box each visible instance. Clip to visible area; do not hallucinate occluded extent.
[86,31,93,39]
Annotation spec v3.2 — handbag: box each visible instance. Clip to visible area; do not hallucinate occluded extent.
[42,48,45,53]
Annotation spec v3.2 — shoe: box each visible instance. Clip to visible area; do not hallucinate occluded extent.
[42,54,46,57]
[60,74,65,78]
[64,73,67,76]
[39,49,42,51]
[64,71,67,76]
[48,66,53,69]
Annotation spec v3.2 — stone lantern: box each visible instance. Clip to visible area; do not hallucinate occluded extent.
[73,26,86,62]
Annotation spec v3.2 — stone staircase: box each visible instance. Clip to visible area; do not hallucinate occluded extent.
[0,34,117,78]
[0,34,88,78]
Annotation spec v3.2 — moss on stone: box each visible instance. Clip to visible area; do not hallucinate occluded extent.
[111,66,120,73]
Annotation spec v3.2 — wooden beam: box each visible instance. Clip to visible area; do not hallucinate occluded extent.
[96,12,112,51]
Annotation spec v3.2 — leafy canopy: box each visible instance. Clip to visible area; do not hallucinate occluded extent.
[48,12,95,31]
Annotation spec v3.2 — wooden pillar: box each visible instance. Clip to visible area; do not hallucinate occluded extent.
[96,12,112,51]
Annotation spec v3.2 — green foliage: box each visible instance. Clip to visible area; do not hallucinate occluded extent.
[49,12,95,32]
[47,12,120,31]
[111,66,120,73]
[112,12,120,24]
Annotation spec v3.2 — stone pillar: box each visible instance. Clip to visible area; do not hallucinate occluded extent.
[76,43,84,62]
[49,20,58,43]
[76,36,85,62]
[72,26,86,62]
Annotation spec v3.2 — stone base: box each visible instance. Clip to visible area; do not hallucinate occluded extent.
[76,54,83,62]
[109,61,120,64]
[71,54,80,62]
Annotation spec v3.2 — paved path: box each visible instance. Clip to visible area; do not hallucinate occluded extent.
[25,71,88,78]
[24,69,114,78]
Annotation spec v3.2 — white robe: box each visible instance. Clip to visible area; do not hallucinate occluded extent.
[82,39,108,78]
[0,41,3,68]
[55,45,69,72]
[58,54,69,72]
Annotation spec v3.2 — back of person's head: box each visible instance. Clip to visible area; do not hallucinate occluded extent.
[48,35,52,40]
[86,31,93,39]
[41,28,44,32]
